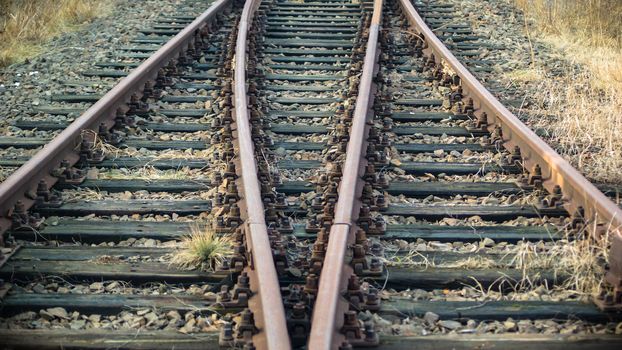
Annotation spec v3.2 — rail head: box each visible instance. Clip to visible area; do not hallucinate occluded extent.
[308,0,384,348]
[233,0,290,348]
[0,0,233,236]
[396,0,622,310]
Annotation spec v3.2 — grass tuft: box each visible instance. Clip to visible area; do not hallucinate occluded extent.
[0,0,113,66]
[170,225,234,271]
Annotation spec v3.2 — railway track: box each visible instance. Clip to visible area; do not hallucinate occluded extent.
[0,0,621,349]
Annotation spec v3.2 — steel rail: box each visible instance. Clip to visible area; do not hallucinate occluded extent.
[397,0,622,308]
[233,0,290,348]
[307,0,383,348]
[0,0,233,237]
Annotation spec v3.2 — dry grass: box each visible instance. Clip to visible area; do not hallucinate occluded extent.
[508,231,609,298]
[514,0,622,49]
[100,166,201,181]
[0,0,113,66]
[170,224,234,271]
[383,229,607,299]
[382,249,497,270]
[509,0,622,184]
[510,69,622,183]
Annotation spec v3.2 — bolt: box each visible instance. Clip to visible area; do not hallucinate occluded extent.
[364,322,377,342]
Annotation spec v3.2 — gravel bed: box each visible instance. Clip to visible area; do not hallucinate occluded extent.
[395,150,502,163]
[383,215,567,227]
[11,280,213,297]
[267,80,341,88]
[14,231,180,247]
[266,68,347,77]
[393,135,487,145]
[156,101,212,110]
[127,131,210,142]
[98,147,216,160]
[269,102,337,112]
[274,149,323,161]
[44,213,209,223]
[61,189,212,202]
[384,171,521,183]
[265,90,338,99]
[0,147,41,158]
[279,169,317,182]
[95,167,213,181]
[1,308,224,333]
[379,238,566,256]
[382,286,585,302]
[385,192,538,206]
[0,168,14,182]
[1,127,60,139]
[134,115,210,124]
[394,120,475,128]
[369,311,622,336]
[271,133,329,143]
[271,118,333,126]
[392,105,446,113]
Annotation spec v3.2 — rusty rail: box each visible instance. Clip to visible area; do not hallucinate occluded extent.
[0,0,233,237]
[396,0,622,309]
[307,0,383,348]
[232,0,291,348]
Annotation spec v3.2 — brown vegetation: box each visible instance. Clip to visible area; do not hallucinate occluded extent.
[514,0,622,49]
[0,0,112,66]
[510,0,622,184]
